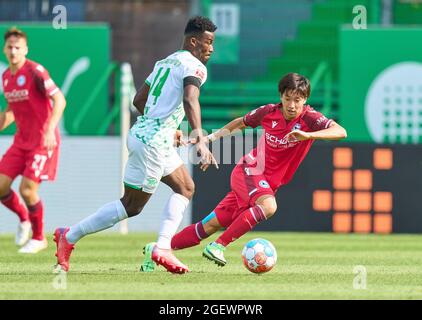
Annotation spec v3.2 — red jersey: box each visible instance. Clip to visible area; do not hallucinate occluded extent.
[242,103,333,190]
[2,59,60,150]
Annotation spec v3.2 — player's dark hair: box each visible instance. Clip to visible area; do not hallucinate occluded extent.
[278,73,311,99]
[184,16,217,36]
[4,27,27,43]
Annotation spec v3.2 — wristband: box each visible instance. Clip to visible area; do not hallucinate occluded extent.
[207,133,218,142]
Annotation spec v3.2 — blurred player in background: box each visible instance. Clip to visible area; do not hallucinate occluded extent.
[0,28,66,253]
[142,72,347,269]
[54,16,218,274]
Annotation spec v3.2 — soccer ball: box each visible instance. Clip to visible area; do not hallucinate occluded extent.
[241,238,277,274]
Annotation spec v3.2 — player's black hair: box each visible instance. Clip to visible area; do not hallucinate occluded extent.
[184,16,217,36]
[278,73,311,99]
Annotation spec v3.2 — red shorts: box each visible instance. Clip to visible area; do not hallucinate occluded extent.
[214,164,274,227]
[0,144,60,183]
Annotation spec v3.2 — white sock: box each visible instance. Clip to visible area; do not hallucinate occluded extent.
[66,200,128,244]
[156,193,189,249]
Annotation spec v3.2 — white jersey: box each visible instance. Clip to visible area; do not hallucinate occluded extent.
[130,50,207,152]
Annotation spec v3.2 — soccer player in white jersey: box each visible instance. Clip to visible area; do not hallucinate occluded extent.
[54,16,218,274]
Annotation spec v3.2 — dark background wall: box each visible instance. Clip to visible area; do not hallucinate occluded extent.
[85,0,190,87]
[0,0,191,89]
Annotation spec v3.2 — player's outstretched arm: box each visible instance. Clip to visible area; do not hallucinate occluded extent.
[0,105,15,131]
[133,82,150,115]
[206,117,246,143]
[285,121,347,142]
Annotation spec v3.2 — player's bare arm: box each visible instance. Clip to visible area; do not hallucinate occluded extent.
[183,83,218,171]
[285,121,347,142]
[132,82,150,115]
[206,116,247,143]
[0,105,15,131]
[44,90,66,151]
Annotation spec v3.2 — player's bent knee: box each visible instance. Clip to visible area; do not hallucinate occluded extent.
[0,177,12,197]
[263,206,277,219]
[19,186,37,202]
[0,185,10,197]
[258,198,277,219]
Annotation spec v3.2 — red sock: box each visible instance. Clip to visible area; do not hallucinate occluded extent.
[216,205,266,247]
[1,191,29,222]
[171,222,209,250]
[28,201,44,240]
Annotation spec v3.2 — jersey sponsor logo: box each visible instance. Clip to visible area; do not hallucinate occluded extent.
[265,132,298,148]
[265,132,288,145]
[272,121,278,128]
[258,180,270,188]
[17,75,26,86]
[4,89,29,102]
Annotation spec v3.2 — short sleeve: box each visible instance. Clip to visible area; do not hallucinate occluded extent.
[33,64,59,97]
[145,71,154,86]
[243,104,275,128]
[302,108,333,131]
[183,61,207,87]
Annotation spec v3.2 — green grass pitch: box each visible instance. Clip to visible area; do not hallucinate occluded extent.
[1,232,422,299]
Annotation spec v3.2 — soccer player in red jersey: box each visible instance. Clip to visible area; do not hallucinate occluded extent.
[0,28,66,253]
[141,72,347,270]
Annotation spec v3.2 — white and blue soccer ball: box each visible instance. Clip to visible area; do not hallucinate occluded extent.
[241,238,277,274]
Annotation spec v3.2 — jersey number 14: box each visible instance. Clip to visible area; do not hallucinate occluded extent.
[150,67,170,105]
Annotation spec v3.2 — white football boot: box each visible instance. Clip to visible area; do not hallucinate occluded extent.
[18,238,48,254]
[15,221,31,246]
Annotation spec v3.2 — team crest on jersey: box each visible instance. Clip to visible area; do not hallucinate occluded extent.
[259,180,270,188]
[17,75,26,86]
[272,121,278,128]
[292,123,301,131]
[3,79,8,87]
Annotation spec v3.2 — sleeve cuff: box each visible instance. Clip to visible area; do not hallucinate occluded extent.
[48,87,59,97]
